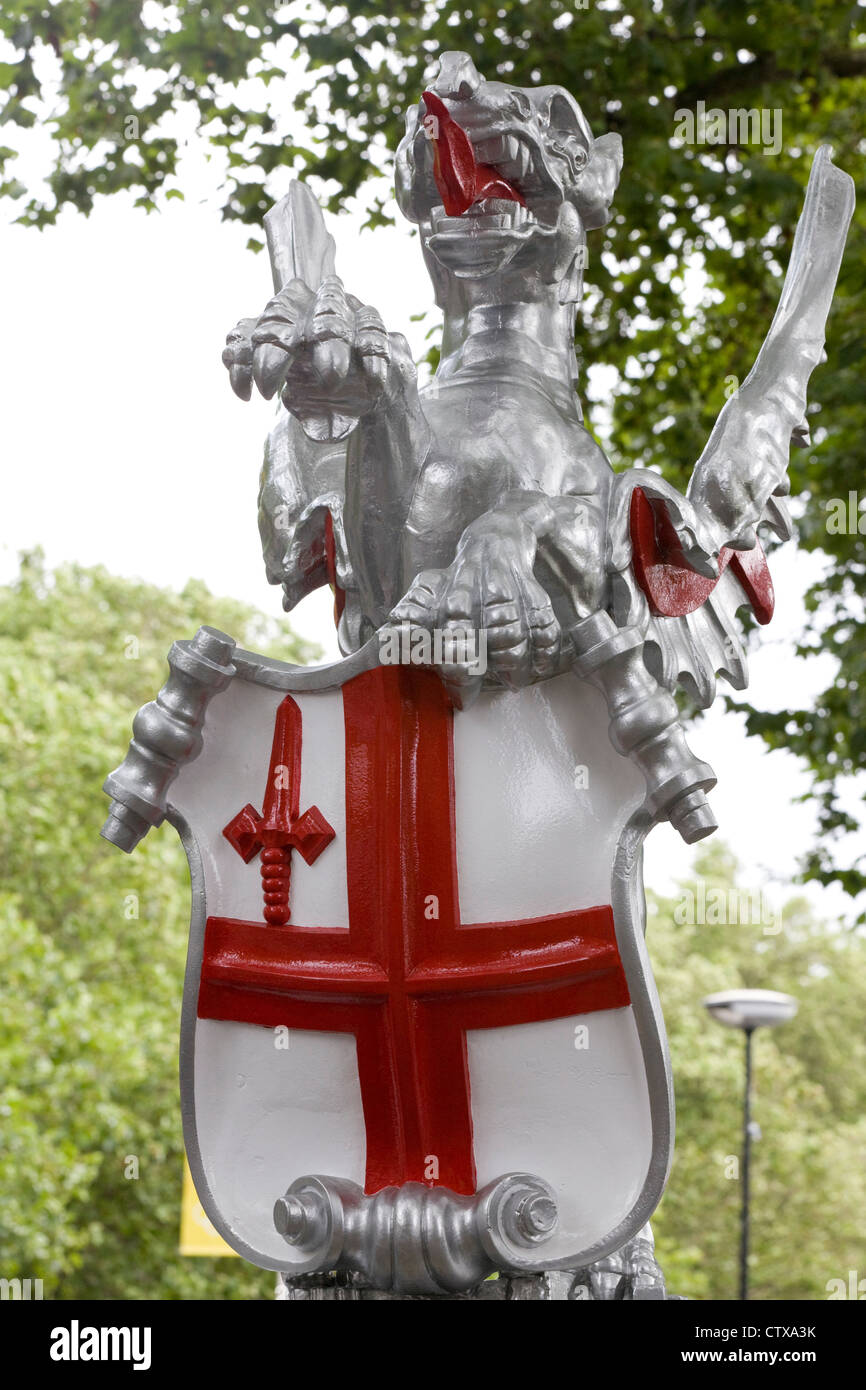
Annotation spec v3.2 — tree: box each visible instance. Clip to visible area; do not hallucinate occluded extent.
[2,7,864,887]
[0,553,318,1298]
[647,841,866,1300]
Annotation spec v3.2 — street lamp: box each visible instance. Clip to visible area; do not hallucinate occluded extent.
[702,989,799,1301]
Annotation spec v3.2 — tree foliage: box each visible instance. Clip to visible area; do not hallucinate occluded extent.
[647,842,866,1300]
[2,0,864,908]
[0,554,317,1298]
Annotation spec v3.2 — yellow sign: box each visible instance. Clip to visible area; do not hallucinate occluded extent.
[179,1155,239,1257]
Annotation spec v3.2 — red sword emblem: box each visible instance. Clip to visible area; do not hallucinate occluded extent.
[222,695,335,925]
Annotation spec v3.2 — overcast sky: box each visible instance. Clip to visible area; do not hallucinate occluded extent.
[2,112,858,928]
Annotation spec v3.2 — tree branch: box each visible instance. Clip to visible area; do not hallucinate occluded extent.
[676,48,866,108]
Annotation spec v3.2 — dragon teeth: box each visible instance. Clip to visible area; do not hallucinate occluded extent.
[473,133,520,166]
[473,198,517,215]
[430,199,537,235]
[501,134,521,163]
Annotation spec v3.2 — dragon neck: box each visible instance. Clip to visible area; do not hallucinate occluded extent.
[436,295,580,402]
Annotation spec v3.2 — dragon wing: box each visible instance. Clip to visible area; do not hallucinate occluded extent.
[611,147,854,709]
[687,145,855,557]
[607,472,750,709]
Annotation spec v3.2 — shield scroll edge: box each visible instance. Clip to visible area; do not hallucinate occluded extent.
[172,643,673,1276]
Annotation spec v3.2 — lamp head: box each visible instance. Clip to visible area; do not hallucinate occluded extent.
[702,989,798,1031]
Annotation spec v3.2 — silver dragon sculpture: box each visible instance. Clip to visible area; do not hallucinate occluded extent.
[196,49,855,1301]
[94,50,854,1302]
[222,50,853,860]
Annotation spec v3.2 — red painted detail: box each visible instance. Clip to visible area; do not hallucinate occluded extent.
[729,544,775,625]
[629,486,774,624]
[421,90,526,217]
[323,512,345,625]
[222,695,336,925]
[200,666,630,1195]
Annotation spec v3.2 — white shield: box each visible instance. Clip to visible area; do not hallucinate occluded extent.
[170,641,672,1274]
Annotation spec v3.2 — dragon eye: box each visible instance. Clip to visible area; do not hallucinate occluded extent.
[551,138,590,175]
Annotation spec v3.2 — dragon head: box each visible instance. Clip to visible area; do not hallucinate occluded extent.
[396,51,622,296]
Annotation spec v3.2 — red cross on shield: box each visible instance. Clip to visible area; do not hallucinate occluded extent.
[201,665,630,1196]
[170,649,672,1272]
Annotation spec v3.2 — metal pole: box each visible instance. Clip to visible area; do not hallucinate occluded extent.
[739,1027,754,1302]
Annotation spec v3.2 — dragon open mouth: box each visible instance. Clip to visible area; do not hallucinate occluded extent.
[422,90,527,217]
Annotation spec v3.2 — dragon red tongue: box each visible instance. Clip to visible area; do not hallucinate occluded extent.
[421,90,525,217]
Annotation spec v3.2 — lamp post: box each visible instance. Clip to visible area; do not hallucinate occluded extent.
[702,989,798,1302]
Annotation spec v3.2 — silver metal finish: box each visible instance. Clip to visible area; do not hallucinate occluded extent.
[570,611,717,843]
[231,634,381,691]
[101,626,236,851]
[270,1172,558,1295]
[275,1220,673,1301]
[688,145,855,555]
[221,50,853,841]
[567,1221,668,1302]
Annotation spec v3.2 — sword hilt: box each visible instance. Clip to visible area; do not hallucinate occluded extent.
[223,696,336,927]
[261,844,293,926]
